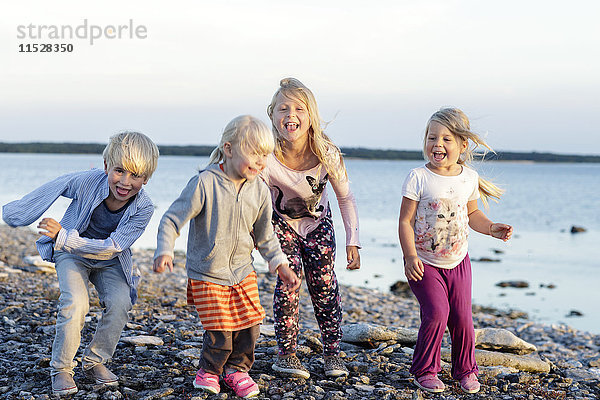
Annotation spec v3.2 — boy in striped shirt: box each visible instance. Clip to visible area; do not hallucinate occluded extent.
[2,132,159,396]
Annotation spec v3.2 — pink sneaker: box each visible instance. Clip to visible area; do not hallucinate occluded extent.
[223,370,260,398]
[193,369,220,394]
[414,373,445,393]
[460,373,480,394]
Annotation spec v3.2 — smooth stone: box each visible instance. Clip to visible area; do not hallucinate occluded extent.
[342,322,418,346]
[570,226,586,233]
[441,348,550,373]
[176,348,203,359]
[588,356,600,367]
[565,368,600,381]
[479,365,520,377]
[22,255,55,268]
[0,266,22,274]
[474,328,537,354]
[120,335,164,346]
[154,314,177,322]
[496,280,529,288]
[260,324,275,337]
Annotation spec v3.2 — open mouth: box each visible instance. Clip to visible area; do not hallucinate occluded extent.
[432,151,446,162]
[116,187,131,197]
[285,122,298,132]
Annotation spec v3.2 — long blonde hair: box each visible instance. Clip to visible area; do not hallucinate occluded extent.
[267,77,347,181]
[208,115,274,164]
[424,108,503,207]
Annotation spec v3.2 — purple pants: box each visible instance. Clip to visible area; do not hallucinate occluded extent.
[408,254,478,380]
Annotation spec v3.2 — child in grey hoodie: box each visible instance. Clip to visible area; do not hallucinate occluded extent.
[153,115,300,398]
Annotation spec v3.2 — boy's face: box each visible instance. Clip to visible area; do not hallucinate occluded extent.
[104,161,148,210]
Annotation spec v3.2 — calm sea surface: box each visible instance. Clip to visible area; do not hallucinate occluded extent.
[1,153,599,333]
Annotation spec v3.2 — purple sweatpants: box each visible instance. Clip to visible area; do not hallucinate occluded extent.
[408,254,478,380]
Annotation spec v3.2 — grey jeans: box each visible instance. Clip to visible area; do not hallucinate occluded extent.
[50,251,132,375]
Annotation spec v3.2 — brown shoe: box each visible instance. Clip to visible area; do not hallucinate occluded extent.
[52,372,78,396]
[84,363,119,386]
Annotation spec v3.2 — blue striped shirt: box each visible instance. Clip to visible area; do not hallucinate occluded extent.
[2,168,154,304]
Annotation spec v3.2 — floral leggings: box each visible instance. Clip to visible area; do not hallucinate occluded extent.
[272,209,343,356]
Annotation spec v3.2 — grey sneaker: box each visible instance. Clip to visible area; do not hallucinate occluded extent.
[84,363,119,386]
[52,372,78,396]
[324,355,349,377]
[272,355,310,379]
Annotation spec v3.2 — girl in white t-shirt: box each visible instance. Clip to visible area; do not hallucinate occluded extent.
[398,108,512,394]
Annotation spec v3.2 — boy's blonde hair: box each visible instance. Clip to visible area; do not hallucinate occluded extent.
[208,115,275,164]
[103,131,159,179]
[423,107,503,207]
[267,77,347,181]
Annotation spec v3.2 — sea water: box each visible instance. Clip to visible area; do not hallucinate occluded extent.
[1,153,599,333]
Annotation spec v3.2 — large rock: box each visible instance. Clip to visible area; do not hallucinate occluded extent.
[474,328,537,354]
[441,348,550,373]
[342,323,397,342]
[342,323,417,346]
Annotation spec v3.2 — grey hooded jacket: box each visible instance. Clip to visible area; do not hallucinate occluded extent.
[154,163,287,285]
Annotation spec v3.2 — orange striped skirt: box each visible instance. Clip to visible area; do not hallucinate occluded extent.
[186,272,266,331]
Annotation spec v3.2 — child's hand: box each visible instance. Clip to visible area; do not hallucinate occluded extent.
[346,246,361,270]
[404,256,424,281]
[490,223,513,241]
[277,264,301,292]
[37,218,61,240]
[153,255,174,274]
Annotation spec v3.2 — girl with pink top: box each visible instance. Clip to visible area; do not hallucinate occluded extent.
[261,78,361,379]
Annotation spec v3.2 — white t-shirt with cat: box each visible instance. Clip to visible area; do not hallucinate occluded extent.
[402,165,480,269]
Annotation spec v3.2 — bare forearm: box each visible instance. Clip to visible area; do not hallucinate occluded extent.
[468,209,493,235]
[398,221,418,258]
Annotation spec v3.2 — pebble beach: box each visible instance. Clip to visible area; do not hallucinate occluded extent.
[1,224,599,400]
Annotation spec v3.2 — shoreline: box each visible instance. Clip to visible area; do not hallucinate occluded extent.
[1,145,600,163]
[1,225,599,399]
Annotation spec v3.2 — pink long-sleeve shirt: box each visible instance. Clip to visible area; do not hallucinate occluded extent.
[261,153,361,247]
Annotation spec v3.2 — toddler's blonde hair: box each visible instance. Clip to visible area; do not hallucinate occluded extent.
[424,108,503,207]
[267,77,347,181]
[103,131,159,179]
[208,115,274,164]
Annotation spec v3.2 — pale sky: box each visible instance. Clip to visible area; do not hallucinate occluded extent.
[1,0,599,154]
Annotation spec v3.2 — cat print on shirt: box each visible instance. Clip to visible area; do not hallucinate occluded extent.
[273,175,328,220]
[415,198,463,257]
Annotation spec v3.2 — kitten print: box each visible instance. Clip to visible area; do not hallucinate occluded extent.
[273,175,328,219]
[415,198,464,257]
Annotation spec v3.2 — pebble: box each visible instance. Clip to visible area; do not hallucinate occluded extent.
[1,225,599,399]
